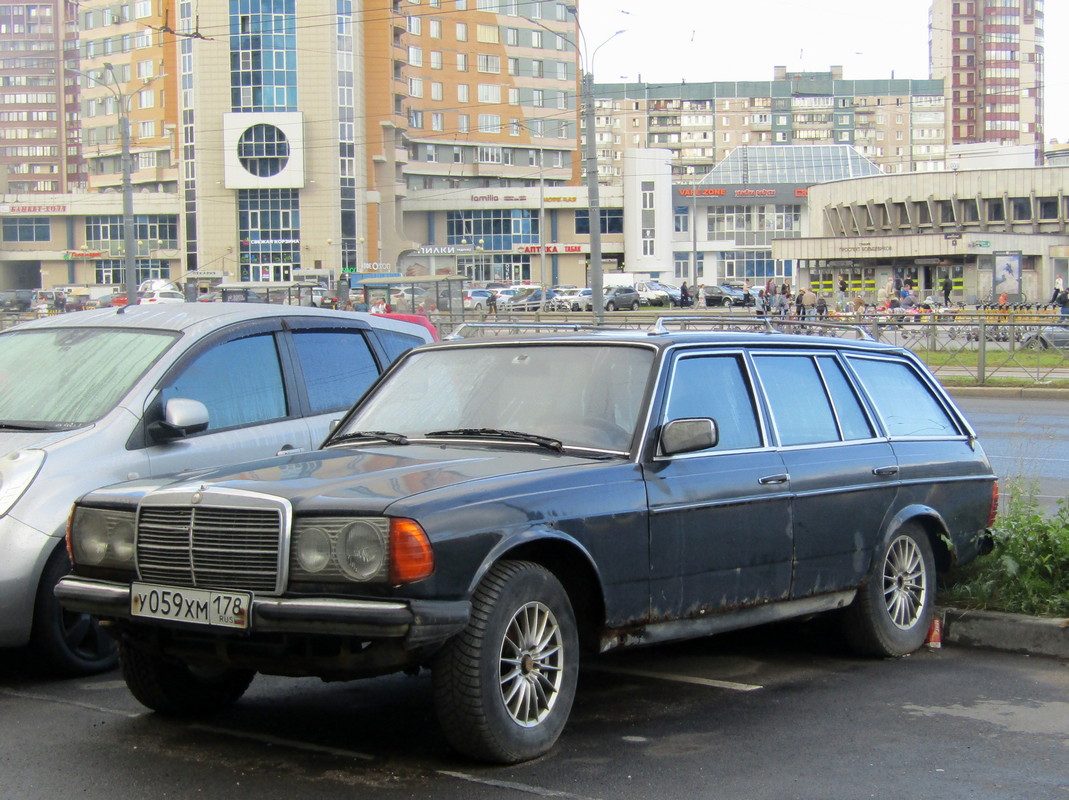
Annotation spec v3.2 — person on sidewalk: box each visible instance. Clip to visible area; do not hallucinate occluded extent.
[1050,274,1065,305]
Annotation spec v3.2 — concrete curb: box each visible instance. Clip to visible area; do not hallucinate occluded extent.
[938,607,1069,659]
[945,386,1068,400]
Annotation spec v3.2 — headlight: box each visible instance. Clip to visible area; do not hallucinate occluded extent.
[290,517,433,585]
[69,507,137,569]
[0,449,45,517]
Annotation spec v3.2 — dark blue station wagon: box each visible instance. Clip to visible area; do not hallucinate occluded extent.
[58,329,997,763]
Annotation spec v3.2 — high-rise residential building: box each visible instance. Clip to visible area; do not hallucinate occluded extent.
[364,0,581,277]
[593,68,950,184]
[0,0,84,194]
[76,0,179,194]
[929,0,1044,150]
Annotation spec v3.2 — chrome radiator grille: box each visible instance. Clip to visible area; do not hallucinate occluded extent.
[135,506,283,593]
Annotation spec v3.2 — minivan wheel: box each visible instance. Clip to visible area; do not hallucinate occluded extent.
[842,524,935,657]
[30,545,118,677]
[120,642,254,715]
[432,560,578,764]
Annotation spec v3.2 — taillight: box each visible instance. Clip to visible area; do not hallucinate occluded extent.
[389,518,434,584]
[987,481,999,527]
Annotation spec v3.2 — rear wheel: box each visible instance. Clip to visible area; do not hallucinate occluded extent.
[432,560,578,764]
[630,301,640,311]
[30,545,118,677]
[842,524,935,657]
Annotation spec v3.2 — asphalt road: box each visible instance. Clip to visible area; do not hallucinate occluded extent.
[953,394,1067,514]
[2,624,1066,800]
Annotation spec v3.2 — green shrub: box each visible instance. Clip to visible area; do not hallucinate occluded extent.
[939,488,1069,617]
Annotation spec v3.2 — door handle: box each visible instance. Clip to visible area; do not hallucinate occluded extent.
[276,445,306,456]
[758,473,789,485]
[872,465,900,476]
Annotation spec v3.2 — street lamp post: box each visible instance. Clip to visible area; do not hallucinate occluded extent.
[72,63,162,307]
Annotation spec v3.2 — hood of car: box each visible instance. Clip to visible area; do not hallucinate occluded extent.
[83,443,612,515]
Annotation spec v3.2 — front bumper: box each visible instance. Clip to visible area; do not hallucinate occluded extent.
[55,576,470,648]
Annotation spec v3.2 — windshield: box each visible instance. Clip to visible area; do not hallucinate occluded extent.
[0,328,177,427]
[338,344,656,452]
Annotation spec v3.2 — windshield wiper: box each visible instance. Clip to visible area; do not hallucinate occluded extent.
[329,430,410,445]
[0,421,60,431]
[425,428,564,453]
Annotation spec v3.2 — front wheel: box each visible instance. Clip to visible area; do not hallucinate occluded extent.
[121,642,255,715]
[605,302,616,311]
[30,545,118,676]
[841,524,935,657]
[432,560,578,764]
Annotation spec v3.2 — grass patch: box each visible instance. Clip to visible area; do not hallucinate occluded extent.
[937,375,1069,389]
[939,487,1069,617]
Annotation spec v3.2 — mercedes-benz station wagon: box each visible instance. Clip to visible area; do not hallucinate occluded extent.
[57,327,997,763]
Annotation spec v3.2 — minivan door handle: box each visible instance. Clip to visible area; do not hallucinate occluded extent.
[872,465,900,476]
[758,473,789,485]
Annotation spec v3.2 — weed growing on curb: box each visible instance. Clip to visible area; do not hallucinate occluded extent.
[940,485,1069,617]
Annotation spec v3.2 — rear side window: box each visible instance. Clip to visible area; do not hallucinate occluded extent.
[817,356,875,441]
[291,330,380,413]
[376,329,429,363]
[665,354,761,450]
[161,334,287,430]
[847,357,960,437]
[752,355,839,446]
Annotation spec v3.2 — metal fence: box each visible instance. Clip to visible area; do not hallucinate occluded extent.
[431,308,1069,385]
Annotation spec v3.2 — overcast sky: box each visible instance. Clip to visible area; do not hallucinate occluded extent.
[580,0,1068,144]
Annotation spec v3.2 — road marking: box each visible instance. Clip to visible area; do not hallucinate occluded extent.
[586,664,763,692]
[438,771,604,799]
[190,724,376,761]
[0,688,142,717]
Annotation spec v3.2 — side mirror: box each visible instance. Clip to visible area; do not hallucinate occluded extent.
[149,397,210,441]
[661,418,719,456]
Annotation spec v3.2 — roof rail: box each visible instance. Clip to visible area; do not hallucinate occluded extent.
[650,314,874,341]
[446,321,608,339]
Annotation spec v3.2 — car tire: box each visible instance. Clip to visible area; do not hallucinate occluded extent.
[606,302,616,311]
[1024,336,1049,350]
[571,302,580,311]
[432,560,579,764]
[120,642,255,715]
[474,301,485,311]
[29,544,118,677]
[630,301,640,311]
[841,523,935,657]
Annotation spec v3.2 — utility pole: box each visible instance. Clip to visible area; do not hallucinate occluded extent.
[583,70,604,321]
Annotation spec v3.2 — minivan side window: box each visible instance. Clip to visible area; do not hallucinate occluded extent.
[291,329,380,413]
[752,355,840,446]
[160,334,287,431]
[847,356,960,437]
[665,354,761,450]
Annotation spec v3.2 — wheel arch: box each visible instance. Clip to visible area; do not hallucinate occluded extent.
[885,505,953,574]
[483,532,606,654]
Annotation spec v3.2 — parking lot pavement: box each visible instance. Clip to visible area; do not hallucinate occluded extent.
[2,622,1067,800]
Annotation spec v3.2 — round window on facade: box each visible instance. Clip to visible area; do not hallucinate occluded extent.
[237,123,290,177]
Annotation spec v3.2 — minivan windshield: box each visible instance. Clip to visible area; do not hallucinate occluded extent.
[336,343,655,452]
[0,328,177,428]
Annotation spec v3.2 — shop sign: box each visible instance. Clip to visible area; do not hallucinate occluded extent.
[515,243,588,254]
[63,250,103,259]
[0,204,68,214]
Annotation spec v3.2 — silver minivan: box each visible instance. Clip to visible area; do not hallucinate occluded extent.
[0,303,434,675]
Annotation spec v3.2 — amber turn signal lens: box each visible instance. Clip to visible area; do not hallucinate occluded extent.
[389,518,434,584]
[987,481,999,528]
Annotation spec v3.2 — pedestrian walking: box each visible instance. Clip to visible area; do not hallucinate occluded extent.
[942,275,953,306]
[1050,275,1065,305]
[836,274,848,312]
[680,282,691,308]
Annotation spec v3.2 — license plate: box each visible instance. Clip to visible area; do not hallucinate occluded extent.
[130,582,251,630]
